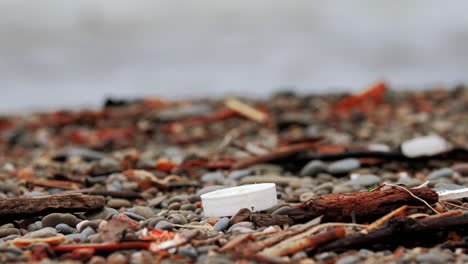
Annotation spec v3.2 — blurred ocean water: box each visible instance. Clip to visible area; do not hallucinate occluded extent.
[1,0,468,112]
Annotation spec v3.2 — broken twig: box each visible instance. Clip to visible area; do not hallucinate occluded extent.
[287,187,438,223]
[0,194,105,221]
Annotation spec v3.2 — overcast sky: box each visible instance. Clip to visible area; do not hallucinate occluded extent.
[1,1,468,112]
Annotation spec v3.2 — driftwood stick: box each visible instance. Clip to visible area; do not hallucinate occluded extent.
[248,217,322,252]
[232,142,319,169]
[276,148,468,166]
[260,226,346,256]
[250,214,294,227]
[320,213,468,252]
[0,194,105,220]
[287,187,438,223]
[61,188,143,199]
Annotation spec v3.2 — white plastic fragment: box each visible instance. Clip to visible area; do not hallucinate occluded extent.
[437,188,468,201]
[401,135,452,158]
[201,183,277,217]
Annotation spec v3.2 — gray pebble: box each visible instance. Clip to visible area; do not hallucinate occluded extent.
[24,227,57,238]
[453,163,468,176]
[55,224,75,235]
[131,206,156,219]
[188,195,201,203]
[300,160,326,176]
[81,227,96,239]
[27,221,41,232]
[177,247,198,258]
[123,212,146,221]
[155,220,174,231]
[348,174,381,188]
[196,185,226,196]
[201,172,225,182]
[76,220,99,232]
[167,196,185,204]
[148,196,167,208]
[332,185,354,193]
[26,191,45,197]
[6,246,23,255]
[358,249,374,257]
[168,213,187,225]
[147,217,167,228]
[327,159,360,174]
[122,181,139,191]
[213,217,230,231]
[186,213,200,222]
[427,168,454,180]
[433,183,466,191]
[66,233,85,241]
[0,223,14,229]
[1,234,19,241]
[107,198,132,208]
[336,255,362,264]
[272,206,291,215]
[227,221,255,233]
[180,204,197,211]
[313,182,335,193]
[85,207,119,220]
[196,245,219,254]
[65,147,107,161]
[415,252,453,264]
[42,213,79,228]
[168,202,181,210]
[227,169,252,180]
[0,228,20,238]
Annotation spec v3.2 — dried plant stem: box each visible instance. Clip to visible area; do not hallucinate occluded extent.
[382,183,440,214]
[365,205,408,231]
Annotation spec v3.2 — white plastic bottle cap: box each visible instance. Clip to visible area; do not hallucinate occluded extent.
[201,183,277,217]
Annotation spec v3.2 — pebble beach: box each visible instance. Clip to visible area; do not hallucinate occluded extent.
[0,83,467,263]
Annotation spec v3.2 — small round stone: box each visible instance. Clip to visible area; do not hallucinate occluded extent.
[227,221,255,233]
[168,202,181,210]
[327,159,360,175]
[168,213,187,225]
[213,217,230,232]
[427,168,454,180]
[123,212,146,221]
[336,255,362,264]
[88,256,107,264]
[24,227,57,238]
[201,172,225,182]
[177,247,198,258]
[180,204,197,211]
[66,233,85,242]
[107,253,128,264]
[27,221,42,232]
[300,160,326,176]
[0,228,20,238]
[348,174,381,188]
[131,206,156,219]
[155,220,174,231]
[85,207,119,220]
[147,217,167,228]
[76,220,99,232]
[80,227,96,239]
[42,213,79,228]
[453,163,468,176]
[55,224,75,235]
